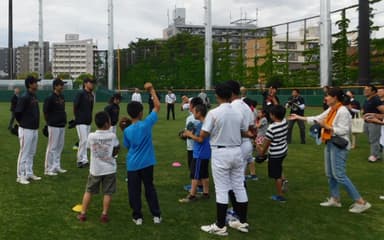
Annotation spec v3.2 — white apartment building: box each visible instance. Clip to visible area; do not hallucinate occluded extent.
[52,34,96,78]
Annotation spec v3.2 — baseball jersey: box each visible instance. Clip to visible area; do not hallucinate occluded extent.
[14,91,40,130]
[193,122,211,160]
[231,98,254,142]
[73,89,94,125]
[131,93,142,103]
[87,130,119,176]
[104,103,120,126]
[202,103,246,147]
[43,92,67,127]
[265,119,288,158]
[123,111,158,171]
[165,93,176,104]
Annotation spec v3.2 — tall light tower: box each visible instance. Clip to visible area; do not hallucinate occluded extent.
[38,0,44,79]
[204,0,212,90]
[107,0,114,90]
[8,0,13,79]
[319,0,332,87]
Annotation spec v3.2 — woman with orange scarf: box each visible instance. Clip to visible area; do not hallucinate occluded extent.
[289,87,371,214]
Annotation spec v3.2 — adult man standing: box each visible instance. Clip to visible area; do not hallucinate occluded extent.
[262,85,280,122]
[362,85,384,162]
[165,89,176,120]
[43,78,67,176]
[74,78,95,168]
[8,87,20,130]
[197,83,249,236]
[131,88,142,103]
[15,76,41,184]
[286,89,306,144]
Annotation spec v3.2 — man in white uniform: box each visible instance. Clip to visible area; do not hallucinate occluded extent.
[131,88,142,103]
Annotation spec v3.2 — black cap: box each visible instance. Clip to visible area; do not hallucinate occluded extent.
[25,76,41,88]
[113,93,122,100]
[52,78,67,87]
[83,78,95,83]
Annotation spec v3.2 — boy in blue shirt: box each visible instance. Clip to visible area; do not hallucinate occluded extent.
[180,104,211,202]
[123,82,161,225]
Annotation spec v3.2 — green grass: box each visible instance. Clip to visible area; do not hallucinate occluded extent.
[0,102,383,240]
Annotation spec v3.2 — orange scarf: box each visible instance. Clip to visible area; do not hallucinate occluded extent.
[321,102,342,142]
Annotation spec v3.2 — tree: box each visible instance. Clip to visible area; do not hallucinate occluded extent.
[44,72,53,79]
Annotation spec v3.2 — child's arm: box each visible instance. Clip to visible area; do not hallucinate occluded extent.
[145,82,160,112]
[184,130,208,143]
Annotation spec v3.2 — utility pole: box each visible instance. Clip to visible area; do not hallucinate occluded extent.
[107,0,114,90]
[358,0,370,85]
[319,0,332,87]
[204,0,212,90]
[39,0,44,79]
[8,0,13,79]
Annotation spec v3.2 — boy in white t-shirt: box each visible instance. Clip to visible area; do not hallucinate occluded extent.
[77,111,119,223]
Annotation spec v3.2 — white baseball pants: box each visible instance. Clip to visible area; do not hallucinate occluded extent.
[76,124,90,164]
[211,147,248,204]
[17,127,38,179]
[44,126,65,173]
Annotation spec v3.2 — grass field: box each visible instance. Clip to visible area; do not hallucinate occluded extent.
[0,102,383,240]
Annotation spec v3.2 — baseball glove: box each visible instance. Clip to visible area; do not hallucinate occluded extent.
[68,119,76,129]
[119,117,132,131]
[178,129,187,140]
[42,125,49,137]
[255,155,268,163]
[10,124,19,136]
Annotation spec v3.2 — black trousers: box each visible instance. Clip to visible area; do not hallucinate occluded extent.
[287,119,306,144]
[166,103,175,120]
[127,165,161,219]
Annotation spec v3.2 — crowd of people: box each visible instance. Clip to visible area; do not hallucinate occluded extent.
[8,77,383,236]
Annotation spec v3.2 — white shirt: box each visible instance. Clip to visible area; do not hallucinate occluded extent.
[165,93,176,104]
[231,98,255,142]
[131,92,142,103]
[87,130,119,176]
[202,103,246,147]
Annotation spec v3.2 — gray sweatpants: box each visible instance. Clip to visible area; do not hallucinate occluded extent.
[364,122,382,158]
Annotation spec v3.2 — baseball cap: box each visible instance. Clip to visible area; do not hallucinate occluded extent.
[24,76,41,88]
[309,124,322,145]
[83,78,95,83]
[52,78,67,87]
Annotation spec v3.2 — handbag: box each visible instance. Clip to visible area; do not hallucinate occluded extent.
[351,112,364,133]
[330,135,348,149]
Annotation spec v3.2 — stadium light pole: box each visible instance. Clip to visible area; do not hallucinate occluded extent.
[38,0,44,79]
[319,0,332,87]
[358,0,370,85]
[204,0,212,90]
[8,0,13,79]
[107,0,114,90]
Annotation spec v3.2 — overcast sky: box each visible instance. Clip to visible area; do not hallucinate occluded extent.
[1,0,383,50]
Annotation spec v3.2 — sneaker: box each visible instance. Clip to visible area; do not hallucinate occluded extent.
[16,177,30,185]
[320,198,342,207]
[77,162,89,168]
[228,220,249,233]
[245,175,259,181]
[380,196,384,200]
[183,184,192,191]
[201,223,228,236]
[100,214,109,223]
[132,218,143,225]
[271,195,286,202]
[28,175,42,181]
[197,186,203,194]
[368,155,378,162]
[153,216,162,224]
[45,171,58,176]
[179,195,197,203]
[349,202,372,213]
[77,213,86,222]
[201,193,210,199]
[56,168,67,173]
[282,179,289,193]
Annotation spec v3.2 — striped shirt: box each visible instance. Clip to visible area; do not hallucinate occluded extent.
[265,118,288,158]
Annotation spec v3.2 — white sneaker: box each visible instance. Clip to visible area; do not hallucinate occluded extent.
[379,196,384,200]
[320,198,342,207]
[132,218,143,225]
[201,223,228,236]
[228,220,249,233]
[368,155,378,162]
[349,202,372,213]
[45,171,58,176]
[16,177,30,185]
[56,168,67,173]
[28,175,42,181]
[153,216,162,224]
